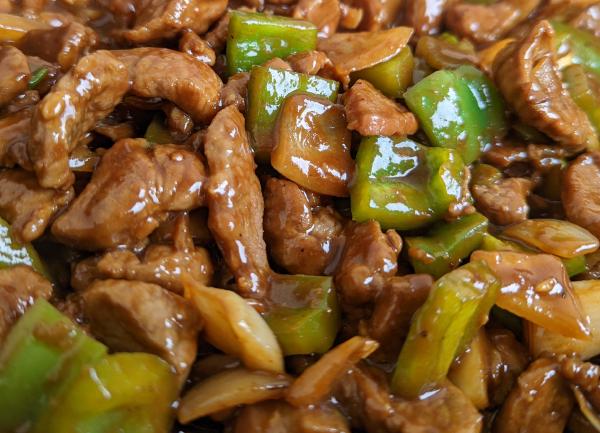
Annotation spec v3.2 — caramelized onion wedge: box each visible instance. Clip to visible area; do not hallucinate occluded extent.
[287,336,378,407]
[184,277,284,374]
[0,14,49,42]
[502,219,599,258]
[178,368,291,424]
[472,251,590,339]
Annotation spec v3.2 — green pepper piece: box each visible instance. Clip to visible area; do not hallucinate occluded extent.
[391,261,500,399]
[144,114,173,144]
[28,67,48,90]
[552,21,600,78]
[404,65,506,164]
[246,66,338,161]
[350,47,414,98]
[0,300,107,431]
[350,136,468,231]
[563,64,600,135]
[406,213,489,279]
[265,274,340,355]
[35,353,178,433]
[0,216,50,279]
[227,11,317,75]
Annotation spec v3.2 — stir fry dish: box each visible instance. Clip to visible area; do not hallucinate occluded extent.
[2,0,600,432]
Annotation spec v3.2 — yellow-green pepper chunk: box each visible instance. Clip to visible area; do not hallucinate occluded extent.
[553,21,600,78]
[563,64,600,136]
[350,47,414,98]
[0,216,49,278]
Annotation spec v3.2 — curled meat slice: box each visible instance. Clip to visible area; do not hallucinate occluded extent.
[0,169,74,243]
[562,152,600,238]
[405,0,450,36]
[123,0,227,43]
[494,358,574,433]
[293,0,340,38]
[30,50,129,189]
[0,265,52,343]
[52,139,206,251]
[220,72,250,113]
[179,29,216,66]
[204,105,271,298]
[570,3,600,37]
[204,10,230,52]
[493,20,598,153]
[445,0,541,44]
[472,177,532,226]
[335,220,402,306]
[82,279,199,378]
[0,108,33,169]
[286,50,332,75]
[0,46,29,108]
[349,0,402,30]
[560,356,600,410]
[264,178,344,276]
[343,79,418,137]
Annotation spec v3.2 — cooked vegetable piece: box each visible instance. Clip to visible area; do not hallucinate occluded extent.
[351,136,468,230]
[415,35,477,70]
[265,274,340,356]
[246,66,339,161]
[227,11,317,75]
[35,353,178,433]
[553,21,600,78]
[0,216,49,278]
[563,64,600,135]
[0,13,49,42]
[272,93,353,197]
[406,212,488,278]
[350,47,414,98]
[28,67,48,90]
[471,250,590,338]
[391,261,500,399]
[404,65,506,164]
[0,300,107,431]
[144,114,173,144]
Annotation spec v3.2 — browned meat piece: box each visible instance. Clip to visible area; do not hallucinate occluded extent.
[339,3,363,29]
[123,0,227,43]
[493,20,598,153]
[82,279,199,377]
[0,265,52,343]
[262,57,292,70]
[494,358,574,433]
[264,178,344,276]
[405,0,450,36]
[559,356,600,410]
[0,46,29,108]
[344,80,418,137]
[204,11,230,52]
[52,139,206,250]
[233,401,350,433]
[17,22,98,71]
[0,108,34,169]
[71,215,213,293]
[335,221,402,306]
[570,3,600,37]
[293,0,340,37]
[30,50,129,189]
[445,0,541,44]
[286,50,332,75]
[163,103,194,142]
[0,169,74,243]
[487,328,529,406]
[472,177,532,226]
[220,72,250,112]
[204,105,271,298]
[336,366,482,433]
[366,275,433,361]
[350,0,402,30]
[179,29,216,66]
[562,152,600,238]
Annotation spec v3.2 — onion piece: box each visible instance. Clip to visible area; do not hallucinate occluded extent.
[573,386,600,431]
[501,219,599,258]
[178,368,291,424]
[287,336,378,407]
[184,277,284,373]
[0,14,49,42]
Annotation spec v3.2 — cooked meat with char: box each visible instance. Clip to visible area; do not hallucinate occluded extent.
[562,152,600,239]
[0,46,29,108]
[472,177,532,226]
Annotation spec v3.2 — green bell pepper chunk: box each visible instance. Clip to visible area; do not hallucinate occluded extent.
[553,21,600,78]
[350,47,414,98]
[35,353,178,433]
[0,216,50,279]
[391,261,500,399]
[28,67,48,90]
[563,64,600,136]
[350,136,468,231]
[0,300,107,431]
[404,65,506,164]
[247,66,338,161]
[406,212,489,279]
[266,274,340,355]
[144,114,173,144]
[227,11,317,75]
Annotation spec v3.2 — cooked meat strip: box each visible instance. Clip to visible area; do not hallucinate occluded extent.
[0,108,34,170]
[179,29,216,66]
[286,50,332,75]
[559,356,600,411]
[0,265,52,343]
[0,46,29,108]
[52,138,206,250]
[494,358,574,433]
[220,72,250,112]
[343,79,418,137]
[339,3,363,29]
[472,177,532,226]
[562,152,600,238]
[204,105,271,299]
[163,103,194,142]
[569,3,600,37]
[405,0,450,36]
[0,169,74,243]
[82,279,199,378]
[262,57,293,70]
[17,22,98,71]
[335,221,402,306]
[123,0,227,43]
[204,10,230,52]
[493,20,598,153]
[292,0,340,38]
[264,178,344,276]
